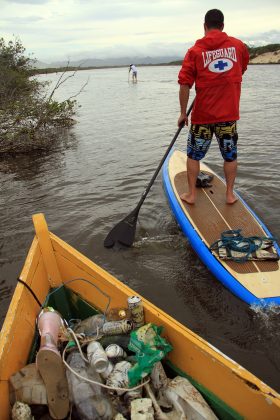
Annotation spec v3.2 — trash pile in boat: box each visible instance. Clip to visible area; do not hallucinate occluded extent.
[9,295,218,420]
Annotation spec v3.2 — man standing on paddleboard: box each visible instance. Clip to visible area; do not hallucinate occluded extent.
[178,9,249,204]
[129,64,138,82]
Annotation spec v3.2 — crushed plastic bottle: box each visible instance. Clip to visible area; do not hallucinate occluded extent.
[66,352,114,419]
[73,314,105,336]
[164,376,218,420]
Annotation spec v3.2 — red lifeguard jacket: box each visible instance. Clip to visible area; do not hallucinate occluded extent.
[178,29,249,124]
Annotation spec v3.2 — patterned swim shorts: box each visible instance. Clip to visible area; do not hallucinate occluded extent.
[187,121,238,162]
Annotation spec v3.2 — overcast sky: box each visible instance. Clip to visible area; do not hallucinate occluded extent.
[1,0,280,62]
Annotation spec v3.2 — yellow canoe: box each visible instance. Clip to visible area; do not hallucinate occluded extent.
[1,213,280,419]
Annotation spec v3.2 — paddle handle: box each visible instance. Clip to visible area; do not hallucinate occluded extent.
[136,99,195,210]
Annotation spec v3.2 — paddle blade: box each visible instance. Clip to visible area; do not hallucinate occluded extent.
[104,209,139,248]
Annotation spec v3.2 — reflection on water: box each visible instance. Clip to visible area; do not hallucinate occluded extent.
[0,130,78,177]
[1,65,280,391]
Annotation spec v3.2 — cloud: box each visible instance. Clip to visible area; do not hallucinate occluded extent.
[1,0,279,61]
[243,30,280,45]
[6,0,49,4]
[1,16,43,24]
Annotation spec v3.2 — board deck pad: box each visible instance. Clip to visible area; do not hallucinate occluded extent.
[174,171,278,274]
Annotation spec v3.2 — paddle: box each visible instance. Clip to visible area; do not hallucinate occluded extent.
[104,100,194,248]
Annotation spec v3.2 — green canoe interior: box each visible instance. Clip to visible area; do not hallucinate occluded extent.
[25,285,242,420]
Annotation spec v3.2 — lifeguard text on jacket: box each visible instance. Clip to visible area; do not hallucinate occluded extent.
[202,47,237,68]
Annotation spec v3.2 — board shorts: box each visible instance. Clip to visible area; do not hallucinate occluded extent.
[187,121,238,162]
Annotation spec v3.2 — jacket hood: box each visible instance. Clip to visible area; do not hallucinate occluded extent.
[195,30,229,50]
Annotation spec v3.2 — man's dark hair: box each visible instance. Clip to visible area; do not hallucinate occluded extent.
[205,9,224,29]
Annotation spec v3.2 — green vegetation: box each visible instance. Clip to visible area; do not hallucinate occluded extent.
[247,43,280,59]
[0,38,78,154]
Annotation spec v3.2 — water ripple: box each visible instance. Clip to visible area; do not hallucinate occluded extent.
[1,65,280,391]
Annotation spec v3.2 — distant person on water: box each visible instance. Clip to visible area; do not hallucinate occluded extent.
[177,9,249,204]
[129,64,138,82]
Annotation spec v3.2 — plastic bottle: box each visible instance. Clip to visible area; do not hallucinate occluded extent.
[73,314,105,336]
[66,352,114,419]
[37,309,62,349]
[164,376,218,420]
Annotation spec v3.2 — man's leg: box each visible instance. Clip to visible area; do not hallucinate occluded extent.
[224,160,238,204]
[215,121,238,204]
[180,124,212,204]
[180,158,200,204]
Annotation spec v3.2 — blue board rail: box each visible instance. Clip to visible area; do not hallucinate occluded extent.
[162,150,280,307]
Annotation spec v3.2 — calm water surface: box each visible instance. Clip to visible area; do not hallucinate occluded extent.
[1,65,280,391]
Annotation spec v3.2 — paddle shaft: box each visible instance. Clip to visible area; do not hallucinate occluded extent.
[103,99,194,248]
[134,99,194,212]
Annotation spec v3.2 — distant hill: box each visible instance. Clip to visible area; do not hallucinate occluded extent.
[33,44,280,74]
[47,55,182,68]
[247,43,280,64]
[247,43,280,58]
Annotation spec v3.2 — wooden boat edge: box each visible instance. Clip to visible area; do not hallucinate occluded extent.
[1,213,280,419]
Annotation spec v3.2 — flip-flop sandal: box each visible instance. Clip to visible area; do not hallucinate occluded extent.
[36,349,69,419]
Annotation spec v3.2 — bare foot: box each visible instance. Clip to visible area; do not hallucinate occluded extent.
[180,193,196,204]
[226,193,238,204]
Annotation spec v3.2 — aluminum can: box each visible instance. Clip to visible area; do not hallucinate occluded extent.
[106,361,132,395]
[102,320,133,336]
[87,341,109,373]
[105,344,127,359]
[127,295,145,328]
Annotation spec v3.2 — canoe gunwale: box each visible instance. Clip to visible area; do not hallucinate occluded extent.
[1,213,280,419]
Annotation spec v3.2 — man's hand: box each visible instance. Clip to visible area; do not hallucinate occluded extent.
[178,113,188,127]
[178,85,190,127]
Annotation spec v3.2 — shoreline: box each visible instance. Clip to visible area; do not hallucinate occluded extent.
[34,61,280,76]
